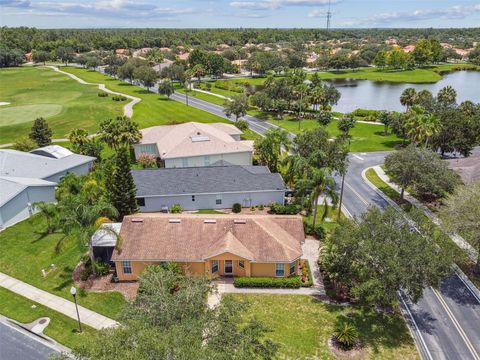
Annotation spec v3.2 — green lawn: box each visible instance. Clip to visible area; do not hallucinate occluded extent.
[0,287,96,348]
[305,205,344,233]
[264,115,403,152]
[0,215,126,320]
[194,209,225,214]
[0,67,123,144]
[227,294,418,360]
[61,67,229,128]
[365,168,401,200]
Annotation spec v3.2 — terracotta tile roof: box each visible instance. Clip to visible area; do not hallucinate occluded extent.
[137,122,252,159]
[112,214,304,263]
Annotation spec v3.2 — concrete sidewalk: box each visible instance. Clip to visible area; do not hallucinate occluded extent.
[0,272,118,330]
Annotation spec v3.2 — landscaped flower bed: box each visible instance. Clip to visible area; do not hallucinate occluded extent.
[234,275,302,288]
[299,259,313,287]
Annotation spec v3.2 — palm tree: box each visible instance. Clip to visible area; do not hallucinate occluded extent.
[33,201,58,234]
[300,168,338,228]
[405,105,440,146]
[400,88,417,111]
[334,322,359,350]
[437,85,457,108]
[58,197,118,275]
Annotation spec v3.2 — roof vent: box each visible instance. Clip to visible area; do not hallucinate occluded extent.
[234,219,246,224]
[204,219,216,224]
[169,219,181,223]
[131,218,144,223]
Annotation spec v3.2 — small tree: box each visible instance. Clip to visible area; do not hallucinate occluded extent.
[235,119,249,132]
[29,117,52,147]
[223,94,248,121]
[32,50,50,65]
[158,80,175,99]
[134,65,158,91]
[108,147,139,220]
[337,113,356,138]
[317,110,333,126]
[334,322,359,350]
[378,110,393,135]
[99,116,141,151]
[33,202,58,234]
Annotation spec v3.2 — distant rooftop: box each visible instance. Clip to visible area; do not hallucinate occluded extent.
[137,122,252,159]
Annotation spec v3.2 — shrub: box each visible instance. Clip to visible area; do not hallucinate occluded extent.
[234,275,302,288]
[13,137,37,151]
[300,259,313,287]
[232,203,242,213]
[112,95,127,101]
[80,258,111,281]
[205,82,212,90]
[303,220,325,239]
[250,206,256,211]
[98,92,109,97]
[268,203,301,215]
[352,108,379,118]
[258,204,264,211]
[169,204,183,213]
[334,322,359,350]
[235,119,249,132]
[137,153,157,168]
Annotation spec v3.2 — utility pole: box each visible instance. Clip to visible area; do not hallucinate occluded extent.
[326,0,332,31]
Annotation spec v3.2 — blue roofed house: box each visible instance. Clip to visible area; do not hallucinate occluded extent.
[0,145,95,229]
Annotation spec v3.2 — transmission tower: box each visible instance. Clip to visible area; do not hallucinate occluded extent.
[326,0,332,30]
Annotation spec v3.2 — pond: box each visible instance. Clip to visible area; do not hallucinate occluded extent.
[328,70,480,113]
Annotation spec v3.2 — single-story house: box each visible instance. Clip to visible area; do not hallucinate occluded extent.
[133,122,253,168]
[112,213,304,281]
[0,145,95,229]
[132,162,287,211]
[91,223,122,263]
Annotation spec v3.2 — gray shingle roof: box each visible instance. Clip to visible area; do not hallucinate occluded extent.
[132,165,287,197]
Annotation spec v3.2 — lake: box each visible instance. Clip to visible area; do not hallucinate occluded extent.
[328,70,480,113]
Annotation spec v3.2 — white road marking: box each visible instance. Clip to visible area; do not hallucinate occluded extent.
[431,288,480,360]
[344,181,370,207]
[352,154,364,160]
[398,292,434,360]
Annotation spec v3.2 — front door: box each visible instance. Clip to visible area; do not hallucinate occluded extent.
[224,260,233,275]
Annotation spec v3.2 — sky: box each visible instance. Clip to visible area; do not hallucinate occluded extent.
[0,0,479,28]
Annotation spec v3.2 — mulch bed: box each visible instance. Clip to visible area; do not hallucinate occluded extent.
[328,336,365,359]
[73,262,139,300]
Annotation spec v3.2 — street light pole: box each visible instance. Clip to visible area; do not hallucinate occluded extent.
[70,286,83,333]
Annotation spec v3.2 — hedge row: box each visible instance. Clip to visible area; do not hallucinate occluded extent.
[300,260,313,288]
[234,275,302,288]
[268,203,301,215]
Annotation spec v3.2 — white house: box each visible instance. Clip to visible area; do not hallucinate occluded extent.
[133,122,254,168]
[0,145,95,229]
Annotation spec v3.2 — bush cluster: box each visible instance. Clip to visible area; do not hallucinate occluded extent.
[234,275,302,288]
[80,257,111,281]
[352,108,380,122]
[232,203,242,213]
[112,95,127,101]
[215,80,244,93]
[268,203,301,215]
[98,92,109,97]
[169,204,183,213]
[300,260,313,287]
[303,220,326,239]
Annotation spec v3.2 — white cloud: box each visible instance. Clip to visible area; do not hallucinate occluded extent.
[0,0,195,19]
[343,3,480,26]
[230,0,340,11]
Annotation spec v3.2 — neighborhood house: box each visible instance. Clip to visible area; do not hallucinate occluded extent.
[112,213,304,281]
[132,161,287,211]
[133,122,253,168]
[0,145,95,228]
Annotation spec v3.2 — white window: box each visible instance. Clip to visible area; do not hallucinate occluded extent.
[290,262,296,275]
[275,263,284,277]
[122,261,132,274]
[216,194,222,205]
[182,158,189,167]
[212,260,219,273]
[204,155,210,166]
[239,260,245,269]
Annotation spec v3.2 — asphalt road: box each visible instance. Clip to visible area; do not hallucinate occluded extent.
[0,320,59,360]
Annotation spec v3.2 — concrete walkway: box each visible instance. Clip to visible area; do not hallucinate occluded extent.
[0,272,118,330]
[372,165,478,261]
[207,239,325,308]
[46,66,141,118]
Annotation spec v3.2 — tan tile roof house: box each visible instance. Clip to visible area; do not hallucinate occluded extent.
[112,213,304,280]
[133,122,254,168]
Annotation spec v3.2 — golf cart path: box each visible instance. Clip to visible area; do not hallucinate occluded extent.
[46,66,141,118]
